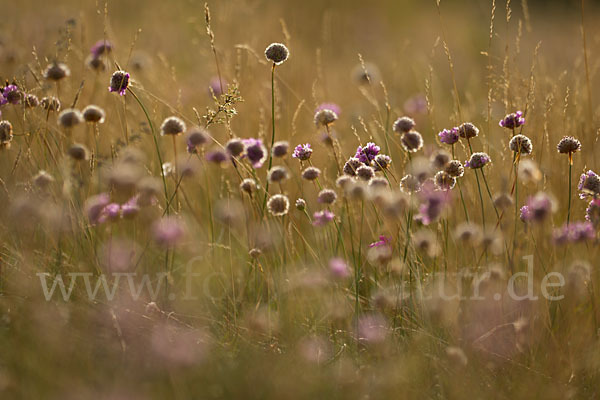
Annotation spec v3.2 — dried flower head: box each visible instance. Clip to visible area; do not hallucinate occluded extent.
[400,174,421,193]
[413,229,440,257]
[43,62,71,81]
[499,111,525,129]
[557,136,581,155]
[372,154,392,171]
[457,122,479,139]
[24,94,39,108]
[302,166,321,181]
[267,194,290,216]
[58,108,84,128]
[205,149,228,164]
[444,160,464,178]
[33,170,55,190]
[578,170,600,199]
[240,178,257,194]
[160,116,186,136]
[493,193,514,210]
[356,165,375,181]
[317,189,337,204]
[369,177,389,189]
[82,105,106,123]
[41,96,61,112]
[434,171,456,190]
[225,138,245,157]
[67,143,89,161]
[265,43,289,65]
[335,175,353,189]
[292,143,312,161]
[518,159,542,184]
[272,141,289,158]
[186,127,210,153]
[454,222,482,246]
[243,138,267,168]
[90,39,113,57]
[586,198,600,227]
[343,157,362,176]
[0,120,13,145]
[431,149,451,169]
[268,166,289,183]
[401,131,424,153]
[314,108,338,127]
[465,152,491,169]
[295,198,306,211]
[509,134,533,155]
[393,116,416,134]
[109,70,130,95]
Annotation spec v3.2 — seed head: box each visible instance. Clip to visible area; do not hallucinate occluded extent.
[41,96,61,112]
[33,170,55,189]
[457,122,479,139]
[186,127,210,153]
[295,198,306,211]
[454,222,482,245]
[205,149,228,164]
[430,149,451,169]
[317,189,337,204]
[58,108,83,128]
[557,136,581,154]
[272,141,289,158]
[393,116,416,134]
[225,138,245,157]
[465,152,491,169]
[90,39,113,57]
[314,109,338,127]
[444,160,464,178]
[24,94,39,108]
[401,131,424,153]
[372,154,392,171]
[67,143,89,161]
[240,178,257,194]
[343,157,362,176]
[0,120,13,144]
[82,105,106,123]
[243,138,267,168]
[493,193,514,210]
[109,70,130,95]
[434,171,456,190]
[265,43,289,65]
[509,134,533,154]
[302,166,321,181]
[160,116,186,136]
[43,62,70,81]
[335,175,353,189]
[518,159,542,183]
[400,174,421,193]
[267,194,290,216]
[578,170,600,199]
[356,165,375,181]
[268,166,289,183]
[368,177,388,189]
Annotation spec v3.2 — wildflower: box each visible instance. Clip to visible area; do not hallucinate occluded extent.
[578,170,600,199]
[446,347,468,368]
[205,149,228,164]
[413,229,440,257]
[121,196,140,218]
[85,193,110,225]
[292,143,312,161]
[242,138,267,168]
[99,203,121,224]
[208,76,227,97]
[267,166,289,183]
[33,170,54,190]
[417,183,451,225]
[152,217,185,248]
[393,116,416,134]
[445,160,464,178]
[519,205,531,222]
[316,103,341,116]
[160,116,186,136]
[24,94,39,108]
[86,54,106,71]
[509,134,533,155]
[400,131,424,153]
[225,138,245,157]
[0,120,13,145]
[465,152,491,169]
[335,175,353,189]
[552,222,595,245]
[58,108,84,128]
[520,192,556,223]
[1,84,21,104]
[430,149,451,169]
[343,157,362,176]
[43,62,70,81]
[272,141,289,158]
[438,128,459,145]
[329,258,350,280]
[369,177,388,189]
[454,222,482,246]
[518,159,541,184]
[265,43,289,65]
[317,189,337,204]
[186,127,210,153]
[372,154,392,171]
[499,111,525,129]
[356,165,375,181]
[457,122,479,139]
[82,105,105,124]
[346,181,367,200]
[302,166,321,181]
[240,178,257,195]
[434,171,456,190]
[369,235,391,248]
[295,198,306,211]
[557,136,581,158]
[494,193,514,210]
[355,142,380,164]
[314,108,338,127]
[40,96,61,112]
[67,143,89,161]
[267,194,290,216]
[357,314,388,344]
[400,174,421,193]
[90,39,113,58]
[108,70,130,95]
[162,162,175,177]
[249,248,262,258]
[312,210,334,226]
[586,198,600,227]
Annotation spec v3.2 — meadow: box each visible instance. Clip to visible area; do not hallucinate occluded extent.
[1,0,600,398]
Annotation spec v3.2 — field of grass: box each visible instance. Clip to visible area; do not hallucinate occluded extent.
[2,0,600,398]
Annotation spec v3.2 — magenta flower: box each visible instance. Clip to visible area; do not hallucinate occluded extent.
[312,210,334,227]
[552,222,595,245]
[208,76,227,97]
[520,192,555,223]
[519,205,531,222]
[416,181,451,225]
[121,196,140,218]
[85,193,111,225]
[369,235,391,248]
[329,258,350,280]
[499,111,525,129]
[355,142,380,164]
[1,84,21,105]
[438,128,459,145]
[292,143,312,161]
[316,102,341,117]
[152,217,185,248]
[90,39,113,57]
[243,138,267,168]
[465,152,491,169]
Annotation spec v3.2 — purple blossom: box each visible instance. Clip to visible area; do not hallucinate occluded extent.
[586,198,600,227]
[208,76,227,97]
[85,193,111,225]
[465,152,491,169]
[312,210,334,227]
[98,203,121,224]
[357,314,388,344]
[292,143,312,161]
[152,217,185,248]
[315,102,341,117]
[206,149,228,164]
[519,206,530,222]
[355,142,380,164]
[243,138,267,168]
[121,196,140,218]
[369,235,391,248]
[520,192,555,223]
[438,128,459,145]
[329,258,350,280]
[416,181,451,225]
[1,85,21,105]
[499,111,525,129]
[552,222,595,245]
[90,39,113,58]
[578,170,600,199]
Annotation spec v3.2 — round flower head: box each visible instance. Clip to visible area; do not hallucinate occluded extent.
[24,94,39,108]
[208,76,227,97]
[314,108,338,127]
[41,96,61,112]
[86,54,106,71]
[444,160,464,178]
[509,134,533,155]
[343,157,362,176]
[553,222,595,245]
[272,141,289,158]
[401,131,424,153]
[58,108,84,128]
[316,103,341,117]
[90,39,113,57]
[2,84,21,104]
[368,177,388,189]
[267,194,290,216]
[205,149,228,164]
[152,217,185,248]
[438,128,459,145]
[264,43,289,65]
[67,143,89,161]
[578,170,600,199]
[434,171,456,190]
[317,189,337,204]
[82,105,105,123]
[292,143,312,161]
[430,149,451,169]
[313,210,334,226]
[240,178,257,195]
[336,175,353,189]
[465,152,491,169]
[356,165,375,181]
[225,138,245,157]
[295,198,306,211]
[522,192,556,223]
[372,154,392,171]
[109,70,130,95]
[355,142,380,164]
[454,222,482,245]
[457,122,479,139]
[186,127,210,153]
[43,62,70,81]
[33,170,55,190]
[393,116,416,134]
[160,116,186,136]
[267,165,289,183]
[0,120,13,145]
[557,136,581,155]
[499,111,525,129]
[586,198,600,227]
[400,174,421,193]
[302,166,321,181]
[243,138,267,168]
[329,258,350,280]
